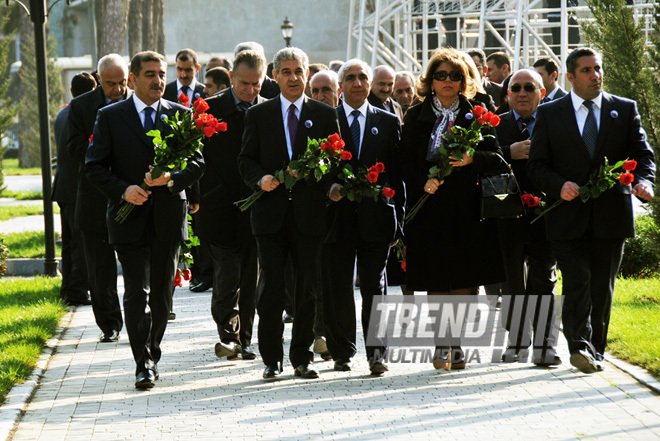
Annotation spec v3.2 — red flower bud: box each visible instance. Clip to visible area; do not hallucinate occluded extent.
[321,141,333,151]
[623,160,637,171]
[367,171,379,183]
[333,139,346,150]
[373,162,385,173]
[482,112,493,123]
[328,133,341,143]
[489,114,501,127]
[473,105,486,117]
[382,187,395,198]
[340,150,353,160]
[195,115,206,129]
[203,125,216,137]
[193,97,210,114]
[619,173,634,185]
[178,93,189,106]
[182,268,191,281]
[401,260,407,272]
[88,134,93,143]
[529,196,540,207]
[215,121,227,132]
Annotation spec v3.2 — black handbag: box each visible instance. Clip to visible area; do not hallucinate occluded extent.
[479,158,524,221]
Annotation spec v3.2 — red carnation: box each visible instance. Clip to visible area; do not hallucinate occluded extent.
[529,196,540,207]
[328,133,341,143]
[205,115,217,127]
[473,105,486,117]
[203,125,216,137]
[521,194,532,206]
[382,187,395,198]
[174,269,183,287]
[367,171,379,183]
[340,150,353,160]
[182,268,191,281]
[489,114,501,127]
[195,114,206,129]
[193,97,210,114]
[374,162,385,173]
[619,173,634,185]
[215,121,227,132]
[623,160,637,172]
[178,93,189,106]
[333,139,346,150]
[482,112,493,124]
[320,141,333,151]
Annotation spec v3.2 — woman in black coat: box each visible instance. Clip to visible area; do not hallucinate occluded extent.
[400,48,506,370]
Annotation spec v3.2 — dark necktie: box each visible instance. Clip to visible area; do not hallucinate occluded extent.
[582,100,598,158]
[287,104,298,149]
[350,110,361,157]
[181,85,190,105]
[237,101,250,113]
[518,116,534,139]
[143,107,154,132]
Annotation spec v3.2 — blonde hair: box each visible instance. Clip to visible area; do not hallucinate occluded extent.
[417,48,478,100]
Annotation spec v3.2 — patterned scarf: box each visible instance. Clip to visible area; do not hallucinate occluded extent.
[427,96,460,161]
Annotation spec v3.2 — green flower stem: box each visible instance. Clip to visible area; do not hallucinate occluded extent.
[530,198,564,225]
[114,165,166,224]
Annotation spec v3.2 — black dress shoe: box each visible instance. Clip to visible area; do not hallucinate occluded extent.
[65,297,92,306]
[190,280,212,292]
[168,312,176,321]
[294,363,319,378]
[570,349,598,374]
[263,363,282,380]
[533,348,562,367]
[369,360,389,376]
[135,370,156,390]
[282,313,294,323]
[451,347,466,370]
[334,358,352,371]
[99,330,120,343]
[241,346,257,360]
[215,341,242,358]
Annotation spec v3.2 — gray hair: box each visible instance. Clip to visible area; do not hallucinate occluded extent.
[337,58,372,83]
[272,47,309,74]
[395,70,415,85]
[310,69,339,89]
[509,68,545,90]
[234,41,266,58]
[97,53,128,76]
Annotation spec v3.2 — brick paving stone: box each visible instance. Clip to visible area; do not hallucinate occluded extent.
[6,278,660,440]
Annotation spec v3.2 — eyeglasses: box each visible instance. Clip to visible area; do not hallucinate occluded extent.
[432,70,464,82]
[509,84,539,93]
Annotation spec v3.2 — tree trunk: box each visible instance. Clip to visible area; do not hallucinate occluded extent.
[17,13,39,168]
[154,0,165,55]
[127,0,142,57]
[141,0,154,51]
[98,0,129,57]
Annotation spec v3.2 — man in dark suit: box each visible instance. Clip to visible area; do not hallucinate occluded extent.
[53,72,96,307]
[533,57,567,102]
[238,47,340,380]
[67,54,131,342]
[234,42,280,99]
[323,59,404,375]
[528,48,655,373]
[368,65,404,121]
[199,50,267,361]
[495,69,561,367]
[163,48,205,103]
[467,48,503,107]
[86,51,205,389]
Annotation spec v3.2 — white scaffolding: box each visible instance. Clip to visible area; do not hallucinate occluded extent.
[347,0,658,78]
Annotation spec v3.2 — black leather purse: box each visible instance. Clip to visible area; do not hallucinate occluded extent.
[479,157,524,221]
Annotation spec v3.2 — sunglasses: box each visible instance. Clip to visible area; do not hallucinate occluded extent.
[432,70,464,82]
[509,84,538,93]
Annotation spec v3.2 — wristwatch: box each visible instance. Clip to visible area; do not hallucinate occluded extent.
[167,179,174,188]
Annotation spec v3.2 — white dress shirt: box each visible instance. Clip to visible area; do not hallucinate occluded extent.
[570,90,602,135]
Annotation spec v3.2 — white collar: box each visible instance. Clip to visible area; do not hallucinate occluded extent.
[571,90,603,112]
[177,78,198,92]
[133,94,159,114]
[342,100,369,118]
[280,94,305,114]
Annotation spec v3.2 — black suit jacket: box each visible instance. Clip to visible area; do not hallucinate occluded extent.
[527,92,655,241]
[67,87,132,233]
[324,104,405,244]
[163,80,205,103]
[260,76,280,99]
[368,92,404,121]
[238,95,340,236]
[197,89,266,245]
[52,105,77,204]
[85,96,205,244]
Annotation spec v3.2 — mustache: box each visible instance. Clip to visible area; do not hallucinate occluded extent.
[150,85,164,91]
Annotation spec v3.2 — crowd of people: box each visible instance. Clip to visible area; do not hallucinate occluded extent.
[51,41,655,390]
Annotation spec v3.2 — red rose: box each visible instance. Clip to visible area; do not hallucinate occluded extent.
[521,194,532,206]
[374,162,385,173]
[88,134,93,143]
[489,114,501,127]
[382,187,395,198]
[215,121,227,132]
[174,268,183,287]
[482,112,493,124]
[623,160,637,171]
[328,133,341,143]
[193,97,210,114]
[340,150,352,160]
[333,139,346,150]
[182,268,191,281]
[401,260,406,272]
[178,93,189,106]
[321,141,332,151]
[203,125,216,137]
[367,171,379,183]
[195,114,206,129]
[473,105,486,117]
[529,196,540,207]
[619,173,634,185]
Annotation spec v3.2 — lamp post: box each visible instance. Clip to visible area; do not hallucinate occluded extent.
[281,17,294,47]
[8,0,70,277]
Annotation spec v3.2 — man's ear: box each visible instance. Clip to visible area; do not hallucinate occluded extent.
[540,88,547,99]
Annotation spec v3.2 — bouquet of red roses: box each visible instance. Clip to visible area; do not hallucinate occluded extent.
[235,133,348,212]
[530,157,637,224]
[115,94,227,223]
[405,105,501,223]
[337,160,396,202]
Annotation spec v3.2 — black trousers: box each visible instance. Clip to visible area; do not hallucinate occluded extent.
[190,212,213,285]
[81,229,122,334]
[115,234,179,376]
[58,203,89,301]
[254,206,320,368]
[551,236,625,357]
[208,237,258,346]
[322,238,390,361]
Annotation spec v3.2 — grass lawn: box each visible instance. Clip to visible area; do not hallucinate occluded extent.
[2,158,42,176]
[1,190,44,200]
[608,278,660,378]
[0,204,60,222]
[0,276,64,404]
[3,231,62,258]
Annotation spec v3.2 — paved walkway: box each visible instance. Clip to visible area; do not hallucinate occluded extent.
[6,279,660,441]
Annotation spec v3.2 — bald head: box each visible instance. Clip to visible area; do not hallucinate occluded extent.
[372,65,395,102]
[310,70,340,107]
[96,53,128,101]
[507,69,546,117]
